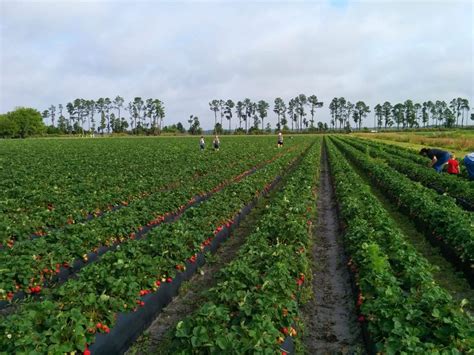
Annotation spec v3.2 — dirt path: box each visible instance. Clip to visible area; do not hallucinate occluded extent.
[303,146,363,354]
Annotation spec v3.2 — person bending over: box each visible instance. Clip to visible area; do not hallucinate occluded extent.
[419,147,451,173]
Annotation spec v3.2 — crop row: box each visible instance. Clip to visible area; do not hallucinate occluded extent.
[166,139,322,353]
[332,137,474,279]
[326,138,473,353]
[343,137,473,210]
[361,137,471,180]
[0,141,309,353]
[0,145,297,302]
[0,137,287,240]
[1,144,283,247]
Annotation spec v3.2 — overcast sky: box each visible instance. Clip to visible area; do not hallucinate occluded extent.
[1,0,472,128]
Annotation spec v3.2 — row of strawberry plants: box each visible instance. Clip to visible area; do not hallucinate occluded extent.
[358,137,471,180]
[0,141,310,353]
[0,144,282,247]
[332,137,474,278]
[0,147,293,303]
[340,136,473,210]
[1,137,289,241]
[1,139,204,236]
[166,139,321,354]
[326,138,473,353]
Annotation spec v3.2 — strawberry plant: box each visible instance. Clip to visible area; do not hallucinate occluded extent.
[168,140,322,353]
[0,138,313,353]
[326,138,473,353]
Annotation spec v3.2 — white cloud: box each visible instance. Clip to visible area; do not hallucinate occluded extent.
[0,0,472,128]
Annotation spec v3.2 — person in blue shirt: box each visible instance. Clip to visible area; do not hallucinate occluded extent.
[419,148,451,173]
[463,152,474,180]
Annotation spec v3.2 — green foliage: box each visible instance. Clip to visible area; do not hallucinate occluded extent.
[168,140,321,353]
[213,122,223,135]
[326,138,473,352]
[0,107,45,138]
[0,137,314,353]
[0,114,19,138]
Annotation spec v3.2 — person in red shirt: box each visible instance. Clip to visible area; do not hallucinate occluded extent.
[447,154,460,175]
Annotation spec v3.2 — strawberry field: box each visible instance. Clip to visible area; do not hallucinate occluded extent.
[0,136,472,354]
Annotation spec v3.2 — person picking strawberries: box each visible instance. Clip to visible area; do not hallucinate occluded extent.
[419,147,451,173]
[446,154,460,175]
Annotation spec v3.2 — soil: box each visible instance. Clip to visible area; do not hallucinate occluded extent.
[302,147,364,354]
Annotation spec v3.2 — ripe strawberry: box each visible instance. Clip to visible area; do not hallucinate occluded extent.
[83,347,91,355]
[281,327,289,335]
[155,280,161,287]
[166,277,172,283]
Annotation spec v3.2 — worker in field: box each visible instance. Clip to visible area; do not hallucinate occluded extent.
[213,135,220,151]
[419,147,451,173]
[446,154,460,175]
[277,132,283,148]
[199,136,205,151]
[464,152,474,180]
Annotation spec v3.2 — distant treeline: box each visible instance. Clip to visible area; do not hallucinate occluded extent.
[0,95,472,138]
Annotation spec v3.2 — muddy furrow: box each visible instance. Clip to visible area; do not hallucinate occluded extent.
[303,146,363,354]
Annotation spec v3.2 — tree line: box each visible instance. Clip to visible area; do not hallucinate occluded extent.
[208,94,324,133]
[1,95,472,138]
[41,96,165,135]
[371,98,471,130]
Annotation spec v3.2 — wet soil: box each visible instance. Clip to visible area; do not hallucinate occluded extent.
[302,147,364,354]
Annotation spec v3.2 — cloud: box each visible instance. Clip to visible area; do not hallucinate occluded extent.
[1,0,472,128]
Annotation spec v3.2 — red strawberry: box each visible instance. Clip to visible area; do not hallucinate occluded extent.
[155,280,161,287]
[166,277,172,283]
[281,327,289,335]
[83,347,91,355]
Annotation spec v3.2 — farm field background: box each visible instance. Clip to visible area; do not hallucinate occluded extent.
[0,134,473,354]
[353,129,474,157]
